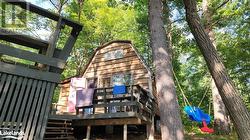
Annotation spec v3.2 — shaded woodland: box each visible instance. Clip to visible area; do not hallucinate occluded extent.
[0,0,249,139]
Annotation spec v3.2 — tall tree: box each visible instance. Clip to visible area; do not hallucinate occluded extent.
[47,0,69,56]
[183,0,250,139]
[149,0,184,139]
[162,0,172,60]
[202,0,230,134]
[62,0,144,77]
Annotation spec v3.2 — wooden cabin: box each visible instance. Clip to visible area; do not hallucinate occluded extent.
[57,40,156,114]
[53,40,158,140]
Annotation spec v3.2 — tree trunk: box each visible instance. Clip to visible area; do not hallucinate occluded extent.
[162,0,172,59]
[183,0,250,139]
[149,0,184,139]
[211,80,231,134]
[202,0,231,134]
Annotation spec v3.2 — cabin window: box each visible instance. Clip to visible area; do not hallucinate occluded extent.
[104,49,124,60]
[112,73,132,86]
[99,77,111,88]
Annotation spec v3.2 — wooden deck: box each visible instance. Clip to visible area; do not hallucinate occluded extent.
[49,112,148,126]
[51,85,156,126]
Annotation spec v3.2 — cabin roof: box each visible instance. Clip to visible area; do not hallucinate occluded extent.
[81,40,153,76]
[60,40,152,84]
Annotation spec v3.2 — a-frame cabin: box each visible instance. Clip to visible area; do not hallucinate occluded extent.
[54,40,158,140]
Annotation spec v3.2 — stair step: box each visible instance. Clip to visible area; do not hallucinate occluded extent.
[46,129,73,132]
[47,122,72,125]
[46,127,73,130]
[45,118,74,139]
[45,132,74,135]
[44,136,75,140]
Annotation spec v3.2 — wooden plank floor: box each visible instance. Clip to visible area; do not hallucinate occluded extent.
[49,111,150,127]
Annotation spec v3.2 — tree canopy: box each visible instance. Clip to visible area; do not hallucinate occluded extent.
[3,0,249,138]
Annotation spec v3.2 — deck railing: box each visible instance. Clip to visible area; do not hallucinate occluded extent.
[76,85,156,122]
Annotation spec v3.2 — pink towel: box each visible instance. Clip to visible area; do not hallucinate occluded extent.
[68,78,86,112]
[76,88,94,107]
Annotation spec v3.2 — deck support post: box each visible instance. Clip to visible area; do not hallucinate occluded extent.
[86,125,91,140]
[147,116,155,140]
[123,124,127,140]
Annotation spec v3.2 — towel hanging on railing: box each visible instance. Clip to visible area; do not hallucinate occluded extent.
[113,85,127,94]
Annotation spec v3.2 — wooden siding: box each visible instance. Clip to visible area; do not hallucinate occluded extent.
[57,83,71,113]
[83,42,150,89]
[57,42,152,113]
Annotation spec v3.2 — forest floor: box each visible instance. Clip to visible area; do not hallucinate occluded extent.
[76,125,238,140]
[185,133,238,140]
[88,133,238,140]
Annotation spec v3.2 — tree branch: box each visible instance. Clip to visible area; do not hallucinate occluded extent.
[49,0,59,10]
[171,18,185,24]
[215,0,229,11]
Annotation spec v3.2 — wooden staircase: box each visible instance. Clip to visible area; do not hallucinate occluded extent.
[44,119,75,140]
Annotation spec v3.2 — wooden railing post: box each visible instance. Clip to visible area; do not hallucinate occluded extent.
[104,88,107,113]
[123,124,127,140]
[86,125,91,140]
[93,89,96,114]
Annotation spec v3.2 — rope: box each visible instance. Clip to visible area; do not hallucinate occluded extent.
[172,69,192,107]
[208,98,211,116]
[198,78,211,107]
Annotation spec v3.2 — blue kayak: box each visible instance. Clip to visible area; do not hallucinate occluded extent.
[184,106,211,124]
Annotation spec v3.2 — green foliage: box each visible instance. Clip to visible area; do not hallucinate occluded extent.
[185,132,238,140]
[12,0,248,134]
[61,0,149,78]
[52,86,60,103]
[212,0,250,110]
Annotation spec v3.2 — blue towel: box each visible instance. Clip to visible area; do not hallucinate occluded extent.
[113,85,126,94]
[184,106,211,124]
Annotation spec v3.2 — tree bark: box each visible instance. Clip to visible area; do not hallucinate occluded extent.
[162,0,172,59]
[149,0,184,139]
[183,0,250,139]
[202,0,231,134]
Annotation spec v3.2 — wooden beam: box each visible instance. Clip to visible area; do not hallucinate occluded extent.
[3,0,83,30]
[86,126,91,140]
[49,29,80,73]
[0,29,48,50]
[58,29,79,61]
[73,118,142,126]
[0,75,14,122]
[46,17,63,59]
[19,79,38,134]
[48,114,78,120]
[0,73,7,95]
[81,112,138,120]
[93,101,137,108]
[123,124,127,140]
[28,81,47,138]
[0,43,65,69]
[0,61,60,83]
[14,78,34,132]
[94,96,135,102]
[0,29,63,56]
[39,83,56,140]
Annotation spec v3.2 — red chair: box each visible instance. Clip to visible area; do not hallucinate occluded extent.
[200,120,214,133]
